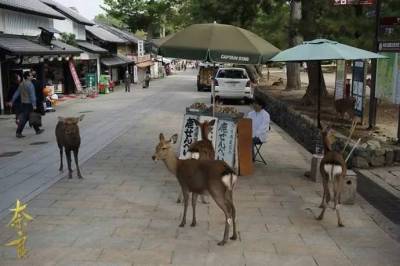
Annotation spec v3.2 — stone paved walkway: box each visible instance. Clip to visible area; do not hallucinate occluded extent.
[0,71,399,265]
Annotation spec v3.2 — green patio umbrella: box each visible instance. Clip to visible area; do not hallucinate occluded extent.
[270,39,386,128]
[157,23,280,65]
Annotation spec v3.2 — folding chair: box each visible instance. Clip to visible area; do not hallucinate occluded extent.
[254,142,267,165]
[253,125,270,165]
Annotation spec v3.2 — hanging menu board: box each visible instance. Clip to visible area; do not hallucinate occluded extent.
[335,60,346,100]
[352,60,366,118]
[215,119,236,168]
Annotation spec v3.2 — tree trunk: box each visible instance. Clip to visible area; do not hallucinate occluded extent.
[301,61,328,105]
[286,0,302,91]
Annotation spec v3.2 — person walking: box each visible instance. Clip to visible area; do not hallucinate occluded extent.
[124,70,131,92]
[31,70,45,115]
[7,71,44,138]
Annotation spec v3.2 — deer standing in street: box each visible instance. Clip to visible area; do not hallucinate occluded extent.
[317,126,346,227]
[152,133,238,245]
[56,115,84,179]
[176,119,216,204]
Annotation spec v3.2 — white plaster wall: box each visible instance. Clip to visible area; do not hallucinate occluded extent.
[2,9,53,36]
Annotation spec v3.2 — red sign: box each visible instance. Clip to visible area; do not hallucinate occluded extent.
[69,59,82,92]
[334,0,374,5]
[380,17,400,26]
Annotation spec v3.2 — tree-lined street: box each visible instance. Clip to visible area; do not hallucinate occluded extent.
[0,71,399,265]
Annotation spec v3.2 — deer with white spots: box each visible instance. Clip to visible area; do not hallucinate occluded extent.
[152,133,238,245]
[317,126,346,227]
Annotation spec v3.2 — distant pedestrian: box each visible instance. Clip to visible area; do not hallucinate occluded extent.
[124,70,131,92]
[7,73,22,124]
[31,70,45,115]
[143,70,150,88]
[7,71,44,138]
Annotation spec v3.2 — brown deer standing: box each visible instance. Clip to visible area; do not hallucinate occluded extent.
[334,97,356,121]
[176,119,216,204]
[152,133,238,245]
[317,126,346,227]
[56,115,84,179]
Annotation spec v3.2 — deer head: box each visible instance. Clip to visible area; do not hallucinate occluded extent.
[58,115,84,135]
[194,119,215,139]
[321,125,336,152]
[152,133,178,161]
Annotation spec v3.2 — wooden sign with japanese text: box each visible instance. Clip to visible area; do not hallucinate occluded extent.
[216,119,236,167]
[179,114,199,159]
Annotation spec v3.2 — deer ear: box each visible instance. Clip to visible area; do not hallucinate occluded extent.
[209,119,216,126]
[58,116,65,122]
[159,133,165,142]
[170,134,178,144]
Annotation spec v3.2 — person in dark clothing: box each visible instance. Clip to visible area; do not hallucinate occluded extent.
[31,70,45,115]
[7,71,44,138]
[7,73,22,124]
[124,70,131,92]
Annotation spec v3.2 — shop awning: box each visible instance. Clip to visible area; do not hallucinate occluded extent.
[0,35,82,56]
[136,60,154,68]
[76,41,108,54]
[101,55,133,66]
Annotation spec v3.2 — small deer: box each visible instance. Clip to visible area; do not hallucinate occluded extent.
[177,119,216,204]
[56,115,84,179]
[152,133,238,245]
[317,126,346,227]
[271,77,283,86]
[334,97,356,121]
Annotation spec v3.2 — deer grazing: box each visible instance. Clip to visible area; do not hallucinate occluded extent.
[56,115,84,179]
[317,126,346,227]
[152,133,238,245]
[334,97,356,121]
[176,119,216,204]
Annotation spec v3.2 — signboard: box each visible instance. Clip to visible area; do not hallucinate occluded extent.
[198,116,218,149]
[216,120,236,167]
[335,60,346,100]
[376,52,400,104]
[68,59,82,92]
[351,60,366,118]
[138,40,144,57]
[334,0,374,5]
[379,41,400,52]
[179,114,199,159]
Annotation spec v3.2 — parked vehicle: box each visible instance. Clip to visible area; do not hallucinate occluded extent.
[212,67,253,103]
[197,64,215,91]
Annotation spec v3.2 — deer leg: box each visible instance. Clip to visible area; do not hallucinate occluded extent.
[58,146,64,172]
[179,189,189,227]
[191,193,198,227]
[200,194,209,204]
[65,149,73,179]
[317,184,327,220]
[226,191,237,240]
[73,149,83,179]
[334,180,344,227]
[209,188,231,246]
[319,187,326,208]
[176,190,183,203]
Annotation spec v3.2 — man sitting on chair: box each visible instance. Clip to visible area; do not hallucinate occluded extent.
[247,99,270,161]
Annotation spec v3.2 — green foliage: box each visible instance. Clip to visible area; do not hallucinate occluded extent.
[94,14,126,28]
[59,33,76,46]
[102,0,179,38]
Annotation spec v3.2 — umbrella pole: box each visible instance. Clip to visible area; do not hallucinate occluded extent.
[317,61,322,129]
[212,62,216,117]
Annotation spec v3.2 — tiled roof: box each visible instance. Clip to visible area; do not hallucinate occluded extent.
[0,0,65,20]
[101,55,134,66]
[76,41,108,54]
[98,23,142,44]
[40,0,94,26]
[0,35,82,55]
[86,25,127,44]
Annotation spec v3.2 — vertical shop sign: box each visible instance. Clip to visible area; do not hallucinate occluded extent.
[351,60,366,118]
[335,60,346,100]
[216,119,236,167]
[179,114,199,159]
[68,59,82,92]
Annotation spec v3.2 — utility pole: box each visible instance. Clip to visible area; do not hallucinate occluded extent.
[368,0,382,129]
